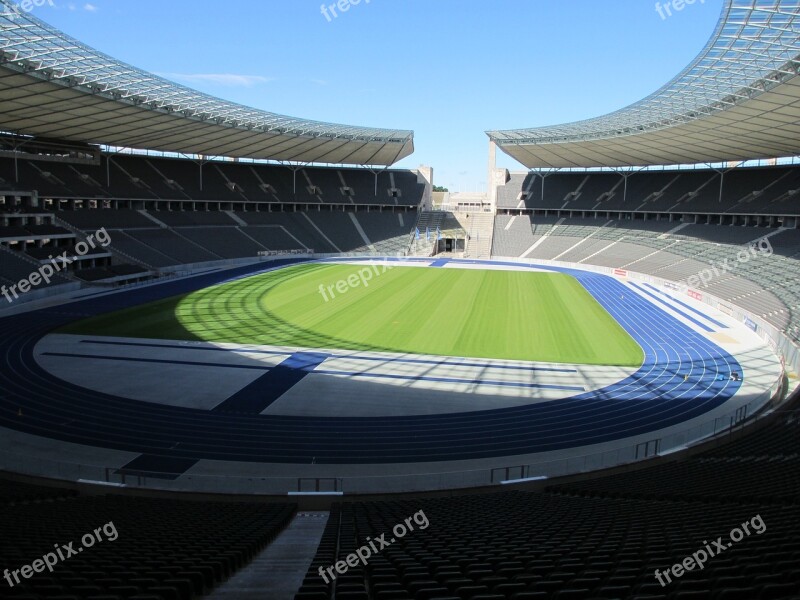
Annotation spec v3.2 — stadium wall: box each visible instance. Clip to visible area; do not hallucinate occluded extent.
[415,166,433,211]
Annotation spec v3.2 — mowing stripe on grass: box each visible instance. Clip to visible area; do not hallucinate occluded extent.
[61,265,644,366]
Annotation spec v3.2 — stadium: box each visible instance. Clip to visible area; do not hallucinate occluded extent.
[1,1,799,599]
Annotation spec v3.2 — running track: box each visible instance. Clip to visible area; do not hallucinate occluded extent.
[0,258,742,467]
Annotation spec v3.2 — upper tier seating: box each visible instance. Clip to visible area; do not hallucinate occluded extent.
[0,156,425,207]
[497,165,800,214]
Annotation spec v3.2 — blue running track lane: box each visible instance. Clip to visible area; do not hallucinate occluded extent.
[628,282,715,333]
[642,283,728,329]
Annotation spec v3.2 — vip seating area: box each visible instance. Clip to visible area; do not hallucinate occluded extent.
[496,165,800,215]
[0,240,73,289]
[0,155,425,207]
[491,215,800,345]
[0,488,295,600]
[0,211,150,287]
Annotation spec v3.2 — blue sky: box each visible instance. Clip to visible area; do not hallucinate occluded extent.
[32,0,723,191]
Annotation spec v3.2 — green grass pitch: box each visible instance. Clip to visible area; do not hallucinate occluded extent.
[61,264,644,366]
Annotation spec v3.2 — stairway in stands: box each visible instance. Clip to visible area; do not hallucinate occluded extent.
[409,211,446,256]
[463,212,495,259]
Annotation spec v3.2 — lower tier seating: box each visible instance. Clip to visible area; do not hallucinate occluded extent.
[1,494,295,600]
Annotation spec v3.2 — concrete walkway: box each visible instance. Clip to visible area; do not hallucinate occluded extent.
[206,512,329,600]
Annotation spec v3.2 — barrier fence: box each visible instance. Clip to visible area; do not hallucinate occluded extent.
[0,390,784,496]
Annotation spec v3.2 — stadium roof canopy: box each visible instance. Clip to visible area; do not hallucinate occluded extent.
[487,0,800,169]
[0,1,413,166]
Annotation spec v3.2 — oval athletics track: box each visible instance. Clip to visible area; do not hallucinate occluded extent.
[0,258,742,467]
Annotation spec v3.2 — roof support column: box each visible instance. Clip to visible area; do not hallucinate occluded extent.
[194,157,209,192]
[280,164,308,197]
[365,165,388,197]
[610,167,643,206]
[532,169,556,206]
[9,136,28,183]
[624,174,628,204]
[707,163,734,205]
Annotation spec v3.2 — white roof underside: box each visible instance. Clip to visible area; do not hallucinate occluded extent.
[488,0,800,169]
[0,2,413,165]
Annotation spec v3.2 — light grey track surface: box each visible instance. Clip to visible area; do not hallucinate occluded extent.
[35,335,635,415]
